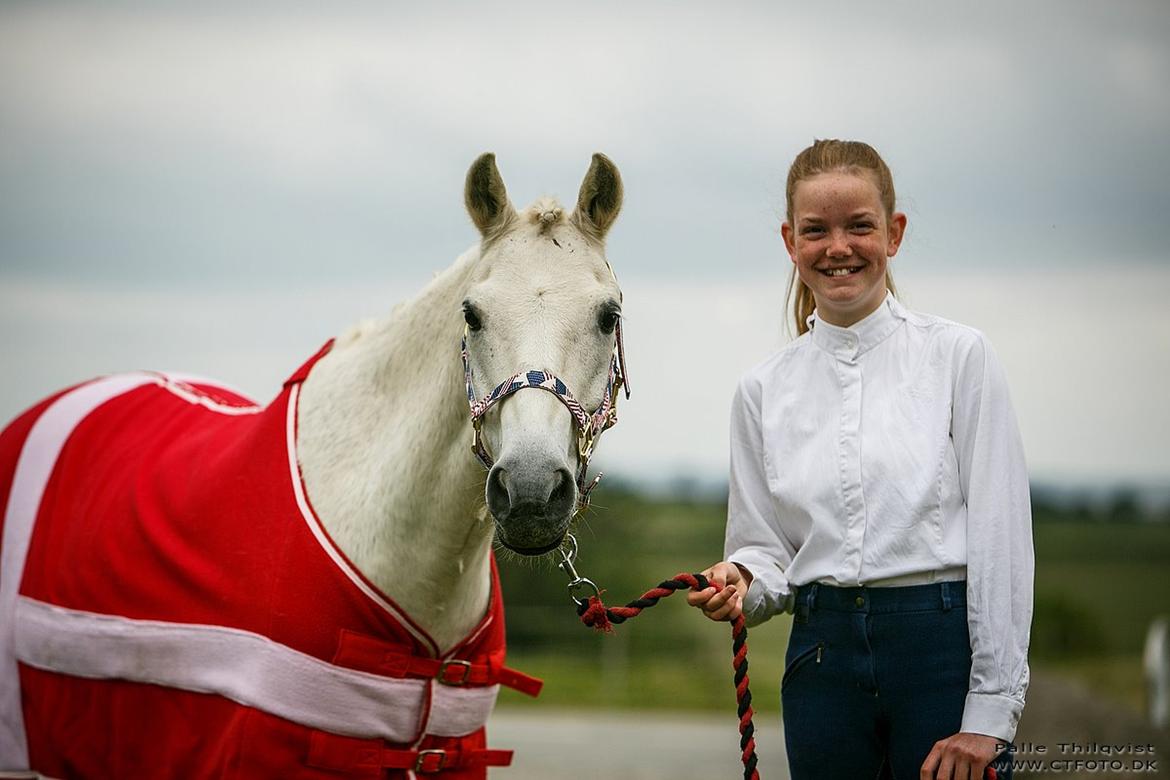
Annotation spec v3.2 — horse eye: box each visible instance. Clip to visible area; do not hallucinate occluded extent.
[463,303,483,332]
[598,310,619,335]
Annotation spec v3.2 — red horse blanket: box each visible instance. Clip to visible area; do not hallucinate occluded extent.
[0,344,539,778]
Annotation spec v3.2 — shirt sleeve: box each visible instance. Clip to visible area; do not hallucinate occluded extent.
[724,375,798,627]
[951,331,1034,743]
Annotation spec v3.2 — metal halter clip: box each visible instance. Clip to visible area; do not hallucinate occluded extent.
[557,533,599,607]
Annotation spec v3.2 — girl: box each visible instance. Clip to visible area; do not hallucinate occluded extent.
[688,140,1032,780]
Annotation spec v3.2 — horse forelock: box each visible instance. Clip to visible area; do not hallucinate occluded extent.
[523,196,565,234]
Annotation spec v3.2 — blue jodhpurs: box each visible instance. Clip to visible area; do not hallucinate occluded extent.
[781,580,1013,780]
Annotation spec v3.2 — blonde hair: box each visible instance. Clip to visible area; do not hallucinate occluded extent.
[783,139,900,336]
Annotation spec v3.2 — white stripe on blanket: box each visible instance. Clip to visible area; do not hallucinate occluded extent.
[0,373,158,769]
[14,597,499,741]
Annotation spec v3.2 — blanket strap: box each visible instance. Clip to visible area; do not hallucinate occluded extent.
[334,630,543,697]
[308,732,512,776]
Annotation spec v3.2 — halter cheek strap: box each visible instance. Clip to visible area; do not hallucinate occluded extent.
[461,319,630,511]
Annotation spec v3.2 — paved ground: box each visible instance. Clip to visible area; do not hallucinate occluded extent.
[491,670,1170,779]
[489,709,788,779]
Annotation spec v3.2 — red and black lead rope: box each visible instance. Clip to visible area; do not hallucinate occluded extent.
[571,573,1001,780]
[573,572,760,780]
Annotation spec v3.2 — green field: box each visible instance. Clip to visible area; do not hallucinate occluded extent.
[496,486,1170,715]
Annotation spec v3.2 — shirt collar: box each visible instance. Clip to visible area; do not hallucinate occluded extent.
[806,291,908,362]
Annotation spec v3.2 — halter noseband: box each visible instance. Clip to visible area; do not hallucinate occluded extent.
[461,319,630,512]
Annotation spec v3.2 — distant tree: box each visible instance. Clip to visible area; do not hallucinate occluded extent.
[1105,487,1142,523]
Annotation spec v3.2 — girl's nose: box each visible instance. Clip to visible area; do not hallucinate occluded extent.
[827,229,852,257]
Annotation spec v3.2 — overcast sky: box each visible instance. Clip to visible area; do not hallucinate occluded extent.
[2,2,1168,490]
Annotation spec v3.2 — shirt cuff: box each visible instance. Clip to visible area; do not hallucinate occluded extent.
[739,572,769,627]
[960,691,1024,743]
[726,552,794,627]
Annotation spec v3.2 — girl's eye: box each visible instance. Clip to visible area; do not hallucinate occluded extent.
[801,226,824,236]
[851,222,875,233]
[463,303,483,331]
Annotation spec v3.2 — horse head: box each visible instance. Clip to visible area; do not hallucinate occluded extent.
[462,153,625,556]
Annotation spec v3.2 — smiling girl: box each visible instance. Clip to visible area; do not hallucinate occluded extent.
[688,140,1033,780]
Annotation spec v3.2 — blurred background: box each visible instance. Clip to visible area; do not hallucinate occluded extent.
[2,2,1168,777]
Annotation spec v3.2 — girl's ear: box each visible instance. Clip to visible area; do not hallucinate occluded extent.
[886,212,908,257]
[781,222,798,263]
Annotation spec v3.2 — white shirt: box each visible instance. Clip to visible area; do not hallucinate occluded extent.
[725,290,1033,743]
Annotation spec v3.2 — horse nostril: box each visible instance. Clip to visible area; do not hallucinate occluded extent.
[486,466,510,515]
[549,468,573,508]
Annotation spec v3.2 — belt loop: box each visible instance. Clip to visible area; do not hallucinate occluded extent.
[794,585,808,623]
[940,582,952,612]
[808,583,819,611]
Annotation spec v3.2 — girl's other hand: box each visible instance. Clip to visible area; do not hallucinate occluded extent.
[686,561,752,622]
[920,732,1003,780]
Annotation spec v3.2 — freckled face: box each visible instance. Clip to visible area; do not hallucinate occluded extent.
[782,171,906,328]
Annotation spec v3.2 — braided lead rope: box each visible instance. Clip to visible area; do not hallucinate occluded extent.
[574,573,760,780]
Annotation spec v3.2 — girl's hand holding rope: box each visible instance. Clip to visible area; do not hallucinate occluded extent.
[687,561,752,622]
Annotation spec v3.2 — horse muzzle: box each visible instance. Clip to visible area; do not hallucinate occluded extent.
[486,461,575,555]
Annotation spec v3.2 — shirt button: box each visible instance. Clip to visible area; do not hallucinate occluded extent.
[855,596,865,607]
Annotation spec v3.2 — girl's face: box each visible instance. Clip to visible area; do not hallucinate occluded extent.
[782,170,906,328]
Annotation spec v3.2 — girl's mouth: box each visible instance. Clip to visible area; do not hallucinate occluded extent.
[820,265,864,277]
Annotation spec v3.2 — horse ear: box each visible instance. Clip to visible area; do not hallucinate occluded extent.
[572,153,623,241]
[465,153,515,239]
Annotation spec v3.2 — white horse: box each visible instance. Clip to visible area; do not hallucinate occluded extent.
[0,153,626,777]
[298,151,626,650]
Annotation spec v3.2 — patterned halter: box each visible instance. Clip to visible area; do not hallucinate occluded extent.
[461,316,630,512]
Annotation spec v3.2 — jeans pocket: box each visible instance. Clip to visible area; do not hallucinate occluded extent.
[781,641,823,692]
